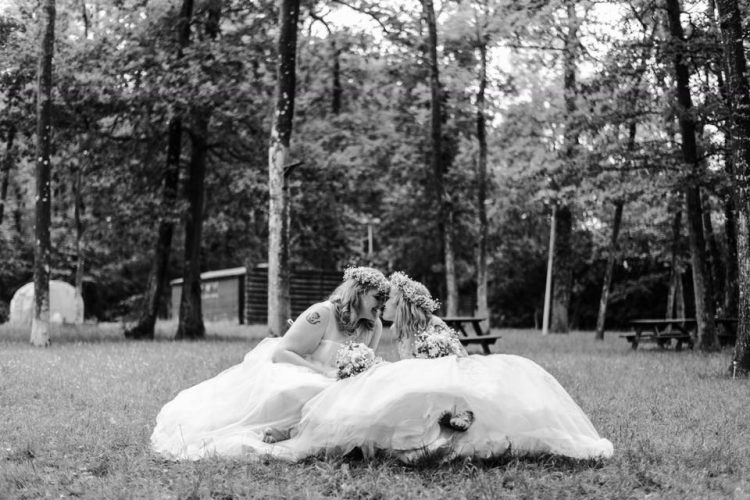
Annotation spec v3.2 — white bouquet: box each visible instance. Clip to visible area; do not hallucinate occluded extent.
[335,342,379,379]
[415,325,463,359]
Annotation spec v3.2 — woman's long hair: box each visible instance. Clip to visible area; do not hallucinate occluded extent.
[391,287,432,341]
[329,280,382,336]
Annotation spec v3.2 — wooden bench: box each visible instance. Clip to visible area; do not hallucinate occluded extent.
[440,316,502,355]
[620,319,696,351]
[621,317,738,350]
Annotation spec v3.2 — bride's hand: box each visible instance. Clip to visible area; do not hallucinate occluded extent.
[323,368,339,379]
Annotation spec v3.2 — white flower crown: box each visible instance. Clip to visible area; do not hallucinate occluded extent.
[343,266,390,296]
[389,272,440,312]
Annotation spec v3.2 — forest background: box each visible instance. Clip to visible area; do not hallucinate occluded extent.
[0,0,742,335]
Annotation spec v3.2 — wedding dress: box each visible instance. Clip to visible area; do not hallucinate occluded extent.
[153,315,613,462]
[150,303,343,460]
[280,336,613,462]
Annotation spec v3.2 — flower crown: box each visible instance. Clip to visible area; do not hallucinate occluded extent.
[389,272,440,312]
[343,266,390,296]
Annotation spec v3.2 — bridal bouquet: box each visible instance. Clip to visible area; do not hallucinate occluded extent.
[415,325,463,359]
[335,342,380,379]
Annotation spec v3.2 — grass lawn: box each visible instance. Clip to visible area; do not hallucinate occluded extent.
[1,321,749,499]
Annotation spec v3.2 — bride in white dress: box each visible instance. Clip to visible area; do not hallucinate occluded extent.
[150,267,390,460]
[280,272,614,462]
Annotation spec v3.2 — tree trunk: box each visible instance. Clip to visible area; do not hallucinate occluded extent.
[715,0,750,372]
[174,1,221,339]
[176,114,209,339]
[595,122,634,340]
[72,131,88,324]
[73,166,84,323]
[595,200,623,340]
[550,205,572,333]
[665,0,718,350]
[701,193,723,310]
[175,0,220,340]
[542,205,555,335]
[710,1,740,319]
[666,271,677,322]
[475,41,489,328]
[268,0,299,337]
[31,0,55,347]
[708,0,739,319]
[666,208,682,321]
[676,270,685,319]
[550,0,579,333]
[0,126,16,226]
[723,190,739,317]
[421,0,458,315]
[125,0,193,340]
[444,208,458,315]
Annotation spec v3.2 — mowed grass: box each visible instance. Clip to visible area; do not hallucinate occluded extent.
[1,322,749,499]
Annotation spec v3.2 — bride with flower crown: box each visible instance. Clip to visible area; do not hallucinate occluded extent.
[150,267,390,460]
[275,272,613,462]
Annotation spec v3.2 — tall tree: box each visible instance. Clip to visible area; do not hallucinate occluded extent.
[664,0,718,350]
[665,208,683,321]
[72,0,89,325]
[421,0,458,315]
[594,196,624,340]
[550,0,579,333]
[73,161,84,323]
[125,0,194,339]
[0,125,15,226]
[722,187,739,316]
[701,193,722,310]
[176,114,209,339]
[31,0,55,347]
[472,1,490,329]
[715,0,750,373]
[708,0,739,320]
[176,0,222,340]
[268,0,300,337]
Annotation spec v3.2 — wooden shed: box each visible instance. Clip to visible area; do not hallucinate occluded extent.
[170,267,246,323]
[244,265,342,324]
[170,265,342,324]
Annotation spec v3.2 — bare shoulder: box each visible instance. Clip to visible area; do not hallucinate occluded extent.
[301,302,332,327]
[279,302,332,353]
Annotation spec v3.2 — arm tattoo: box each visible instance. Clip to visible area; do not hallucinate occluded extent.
[306,311,321,325]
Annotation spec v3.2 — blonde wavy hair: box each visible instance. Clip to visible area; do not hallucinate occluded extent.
[329,275,388,336]
[390,282,434,341]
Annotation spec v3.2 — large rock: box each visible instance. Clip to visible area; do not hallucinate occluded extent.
[8,280,84,326]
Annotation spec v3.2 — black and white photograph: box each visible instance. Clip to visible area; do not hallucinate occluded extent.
[1,0,749,497]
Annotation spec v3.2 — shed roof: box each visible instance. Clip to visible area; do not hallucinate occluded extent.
[170,266,246,286]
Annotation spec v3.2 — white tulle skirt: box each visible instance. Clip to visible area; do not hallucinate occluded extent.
[151,338,334,460]
[280,354,613,462]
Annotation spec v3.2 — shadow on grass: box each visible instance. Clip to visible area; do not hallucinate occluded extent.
[296,446,606,475]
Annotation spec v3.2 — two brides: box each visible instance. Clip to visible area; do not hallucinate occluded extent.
[151,267,613,462]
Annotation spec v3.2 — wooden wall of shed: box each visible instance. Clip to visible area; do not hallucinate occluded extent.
[245,268,341,324]
[171,275,244,323]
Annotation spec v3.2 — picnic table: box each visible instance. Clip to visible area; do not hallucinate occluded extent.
[440,316,502,355]
[620,317,738,351]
